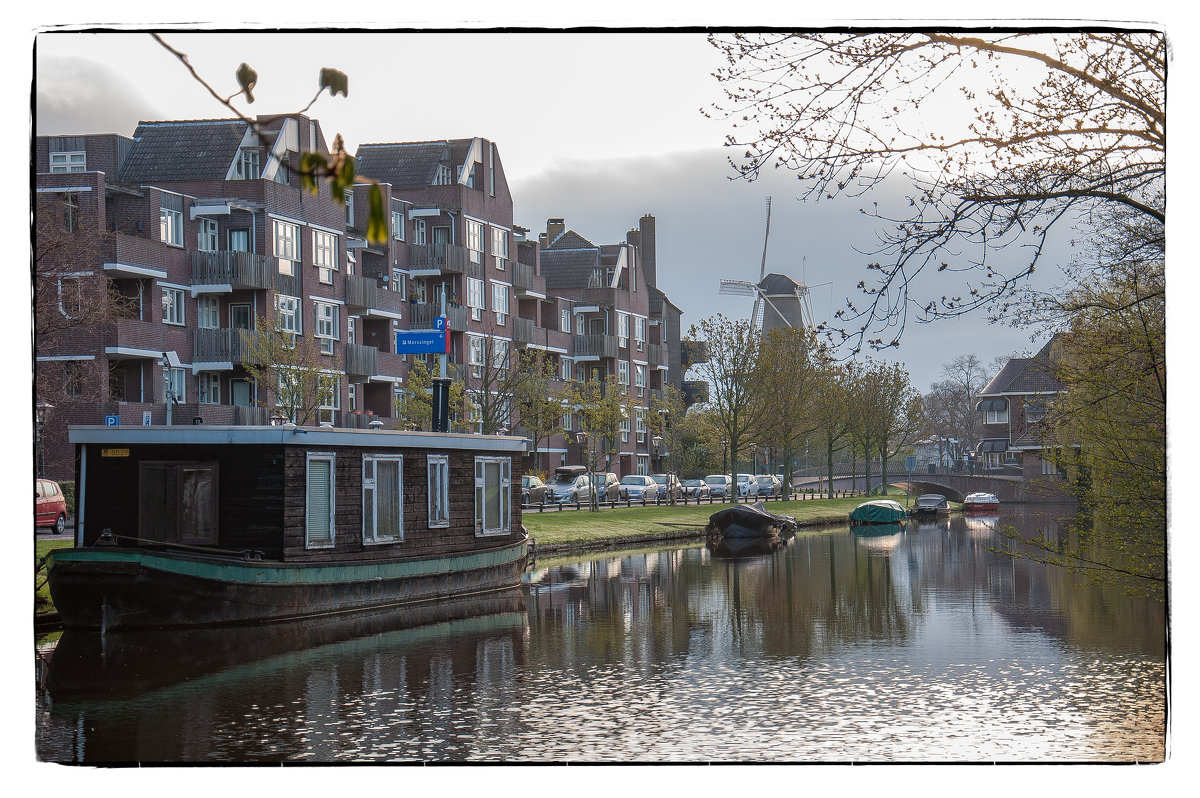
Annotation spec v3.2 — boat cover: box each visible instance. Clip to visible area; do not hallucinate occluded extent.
[849,499,907,524]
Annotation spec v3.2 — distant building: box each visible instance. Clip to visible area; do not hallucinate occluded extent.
[975,337,1067,480]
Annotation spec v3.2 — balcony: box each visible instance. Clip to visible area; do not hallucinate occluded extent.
[191,251,276,292]
[573,333,618,360]
[344,275,408,319]
[513,316,536,347]
[105,318,166,359]
[513,261,539,295]
[647,343,667,370]
[410,302,468,332]
[193,328,251,367]
[346,343,378,381]
[409,243,481,280]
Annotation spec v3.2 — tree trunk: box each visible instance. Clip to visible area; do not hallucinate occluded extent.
[863,441,872,497]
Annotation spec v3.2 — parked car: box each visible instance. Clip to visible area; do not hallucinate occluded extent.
[736,473,761,498]
[754,474,782,497]
[548,466,592,503]
[681,478,710,499]
[36,478,67,534]
[650,473,683,501]
[704,474,733,498]
[522,475,548,505]
[590,472,621,502]
[619,475,661,501]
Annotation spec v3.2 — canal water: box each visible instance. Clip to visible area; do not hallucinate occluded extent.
[35,505,1165,763]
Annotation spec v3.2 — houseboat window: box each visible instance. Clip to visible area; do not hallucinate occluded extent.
[474,456,511,536]
[306,453,335,548]
[363,454,402,544]
[138,461,218,545]
[428,454,450,527]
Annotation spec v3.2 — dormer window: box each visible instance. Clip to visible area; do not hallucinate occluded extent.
[433,164,453,186]
[235,148,261,180]
[50,151,86,173]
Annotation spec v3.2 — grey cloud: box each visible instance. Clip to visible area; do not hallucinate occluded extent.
[36,56,161,135]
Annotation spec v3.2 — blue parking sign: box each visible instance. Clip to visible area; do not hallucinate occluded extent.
[105,414,120,426]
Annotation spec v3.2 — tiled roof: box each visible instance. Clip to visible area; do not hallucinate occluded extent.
[978,335,1065,396]
[540,247,600,290]
[545,230,596,250]
[120,119,248,184]
[355,142,451,190]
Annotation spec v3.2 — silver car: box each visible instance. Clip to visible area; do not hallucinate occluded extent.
[619,475,660,501]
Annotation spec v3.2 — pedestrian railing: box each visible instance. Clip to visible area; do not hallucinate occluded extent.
[520,488,862,511]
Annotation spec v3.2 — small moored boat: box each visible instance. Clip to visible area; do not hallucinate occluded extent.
[962,492,1000,512]
[849,498,907,525]
[707,503,798,539]
[911,494,950,516]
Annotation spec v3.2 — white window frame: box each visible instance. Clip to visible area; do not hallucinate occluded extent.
[433,164,453,185]
[466,219,484,264]
[317,373,341,424]
[391,209,406,241]
[618,360,630,393]
[273,219,300,276]
[276,294,301,335]
[344,191,355,227]
[492,282,509,325]
[428,454,450,528]
[491,226,509,270]
[467,277,486,321]
[413,218,427,246]
[986,404,1010,425]
[620,415,630,443]
[58,275,85,318]
[618,313,630,348]
[50,151,86,173]
[561,357,573,381]
[561,308,571,333]
[362,454,404,544]
[313,229,338,284]
[474,456,511,537]
[197,296,219,330]
[235,148,260,180]
[636,408,646,443]
[467,334,486,379]
[634,316,646,351]
[315,301,339,355]
[168,367,187,404]
[197,218,218,252]
[491,337,510,370]
[305,452,336,549]
[637,455,649,476]
[635,364,647,398]
[160,206,183,247]
[162,286,185,326]
[199,372,220,405]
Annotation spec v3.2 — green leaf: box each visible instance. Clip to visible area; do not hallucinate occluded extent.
[236,63,258,103]
[319,68,349,98]
[299,152,325,195]
[367,184,387,246]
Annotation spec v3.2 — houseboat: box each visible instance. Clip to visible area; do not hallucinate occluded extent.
[47,425,530,630]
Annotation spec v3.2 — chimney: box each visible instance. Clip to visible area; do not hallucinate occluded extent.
[546,218,565,244]
[639,214,657,289]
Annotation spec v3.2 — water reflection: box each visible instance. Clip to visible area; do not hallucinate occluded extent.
[37,506,1165,763]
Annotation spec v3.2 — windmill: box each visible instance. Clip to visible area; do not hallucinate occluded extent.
[719,197,820,331]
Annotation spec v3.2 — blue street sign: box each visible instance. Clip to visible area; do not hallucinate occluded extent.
[905,455,917,472]
[435,316,446,331]
[396,330,447,354]
[105,414,120,426]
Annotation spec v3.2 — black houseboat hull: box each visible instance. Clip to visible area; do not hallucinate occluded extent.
[48,540,528,630]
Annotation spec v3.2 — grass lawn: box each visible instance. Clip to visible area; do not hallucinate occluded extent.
[36,539,71,614]
[522,493,907,548]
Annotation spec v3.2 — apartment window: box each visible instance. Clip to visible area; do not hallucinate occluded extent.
[230,303,252,330]
[162,286,185,326]
[618,360,630,393]
[474,456,511,536]
[391,210,405,241]
[58,276,84,318]
[345,191,355,227]
[986,403,1010,425]
[620,415,630,443]
[347,316,356,345]
[492,282,509,325]
[634,317,646,351]
[273,219,300,276]
[428,454,450,528]
[637,455,649,476]
[467,334,486,379]
[1026,401,1047,424]
[560,309,571,333]
[198,218,218,252]
[561,357,573,380]
[199,372,221,405]
[50,151,86,173]
[562,411,573,432]
[636,408,646,442]
[492,227,509,270]
[348,383,357,412]
[313,230,338,284]
[618,313,630,348]
[229,229,250,252]
[63,193,79,233]
[363,454,403,544]
[315,301,339,355]
[413,218,427,246]
[276,294,301,336]
[197,296,219,329]
[168,367,187,404]
[160,193,184,247]
[138,461,218,545]
[467,278,485,321]
[391,271,406,298]
[466,219,484,264]
[305,453,335,548]
[235,148,260,179]
[318,374,341,424]
[635,364,647,398]
[491,338,510,370]
[433,163,453,185]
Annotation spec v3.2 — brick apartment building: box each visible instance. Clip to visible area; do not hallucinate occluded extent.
[33,118,683,481]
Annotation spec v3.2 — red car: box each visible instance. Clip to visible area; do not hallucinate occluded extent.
[36,478,68,534]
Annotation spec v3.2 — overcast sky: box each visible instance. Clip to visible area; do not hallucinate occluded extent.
[29,27,1144,389]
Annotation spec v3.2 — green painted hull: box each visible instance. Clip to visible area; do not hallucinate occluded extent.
[48,541,528,630]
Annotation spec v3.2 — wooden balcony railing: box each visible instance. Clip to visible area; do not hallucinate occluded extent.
[513,316,535,346]
[513,261,536,293]
[574,333,619,359]
[193,328,251,365]
[409,243,481,279]
[191,251,276,291]
[345,274,378,311]
[409,302,469,332]
[346,343,378,380]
